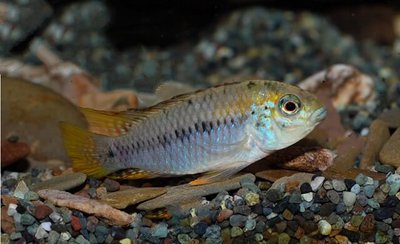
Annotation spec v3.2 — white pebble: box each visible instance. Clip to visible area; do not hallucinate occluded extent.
[7,203,18,216]
[40,222,52,231]
[301,192,314,202]
[60,232,71,241]
[318,220,332,235]
[49,212,62,223]
[35,226,49,239]
[310,176,325,191]
[343,191,356,207]
[266,212,278,220]
[364,176,374,186]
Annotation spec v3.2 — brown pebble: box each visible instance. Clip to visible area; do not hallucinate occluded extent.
[217,209,233,223]
[34,204,53,220]
[294,227,305,239]
[1,206,15,234]
[275,221,287,233]
[379,128,400,168]
[282,209,294,221]
[360,119,390,169]
[378,108,400,128]
[1,195,18,206]
[1,141,30,167]
[335,235,349,244]
[359,214,375,233]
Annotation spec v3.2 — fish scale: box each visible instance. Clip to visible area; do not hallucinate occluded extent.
[61,80,326,184]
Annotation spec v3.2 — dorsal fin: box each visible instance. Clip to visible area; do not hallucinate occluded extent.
[155,81,198,100]
[80,107,146,136]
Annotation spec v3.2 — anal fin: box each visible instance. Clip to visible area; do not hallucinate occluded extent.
[189,162,249,186]
[108,168,163,180]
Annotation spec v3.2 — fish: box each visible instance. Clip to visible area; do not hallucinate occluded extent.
[61,80,327,185]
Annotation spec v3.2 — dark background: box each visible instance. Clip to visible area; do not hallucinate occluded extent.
[45,0,400,49]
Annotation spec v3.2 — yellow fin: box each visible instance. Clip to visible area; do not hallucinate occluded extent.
[155,81,198,100]
[60,122,110,178]
[80,108,141,136]
[108,168,161,180]
[189,162,248,186]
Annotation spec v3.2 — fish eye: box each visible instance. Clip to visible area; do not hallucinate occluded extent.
[279,94,301,116]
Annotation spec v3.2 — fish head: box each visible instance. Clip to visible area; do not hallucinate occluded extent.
[250,81,326,151]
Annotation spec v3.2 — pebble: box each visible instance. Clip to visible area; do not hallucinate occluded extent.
[332,180,346,192]
[318,220,331,235]
[34,204,53,220]
[336,202,347,214]
[35,225,49,239]
[379,128,400,168]
[355,174,368,186]
[31,172,87,191]
[244,218,256,231]
[375,230,389,244]
[103,178,120,192]
[364,185,376,198]
[177,233,190,244]
[300,183,312,193]
[289,191,302,203]
[230,226,243,237]
[343,191,356,207]
[244,192,259,206]
[386,173,400,196]
[301,192,314,202]
[374,207,394,220]
[151,222,168,238]
[229,215,247,227]
[60,232,71,241]
[323,180,333,190]
[335,235,349,244]
[24,191,39,201]
[350,184,361,194]
[194,222,208,236]
[20,213,36,225]
[282,209,293,221]
[266,189,282,202]
[13,181,29,199]
[203,225,220,239]
[278,232,290,244]
[326,190,340,204]
[310,176,325,191]
[48,230,60,244]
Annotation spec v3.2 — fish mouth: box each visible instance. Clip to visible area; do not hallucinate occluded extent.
[310,107,327,124]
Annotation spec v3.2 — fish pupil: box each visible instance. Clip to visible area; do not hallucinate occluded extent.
[284,101,297,112]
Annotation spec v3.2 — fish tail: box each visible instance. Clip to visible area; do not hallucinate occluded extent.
[60,122,113,178]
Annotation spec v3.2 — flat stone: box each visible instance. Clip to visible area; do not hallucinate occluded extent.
[378,108,400,128]
[343,192,356,207]
[100,187,166,209]
[323,168,386,181]
[360,119,390,169]
[379,128,400,168]
[137,174,255,210]
[31,173,87,191]
[255,169,300,182]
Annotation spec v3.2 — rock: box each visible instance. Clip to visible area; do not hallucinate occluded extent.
[318,220,331,235]
[244,192,259,206]
[360,119,390,169]
[326,190,340,204]
[332,180,346,192]
[282,209,293,221]
[151,222,168,238]
[1,206,15,234]
[1,77,88,162]
[31,172,87,191]
[1,141,30,168]
[35,225,49,239]
[193,222,208,235]
[360,214,375,233]
[102,178,120,192]
[37,189,133,226]
[244,218,256,231]
[217,209,233,223]
[71,215,81,231]
[278,232,290,244]
[20,213,36,225]
[375,163,395,174]
[255,169,299,182]
[13,180,29,199]
[100,187,166,209]
[379,128,400,167]
[343,192,356,207]
[335,235,349,244]
[48,230,60,244]
[350,184,361,194]
[374,208,394,221]
[378,108,400,128]
[33,204,53,220]
[310,176,325,192]
[269,173,314,191]
[137,174,255,210]
[301,193,314,202]
[80,89,138,112]
[323,168,386,181]
[320,203,337,217]
[230,226,243,237]
[300,183,312,193]
[364,185,377,198]
[229,215,247,227]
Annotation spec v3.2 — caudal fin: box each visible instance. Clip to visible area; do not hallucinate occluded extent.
[60,122,112,178]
